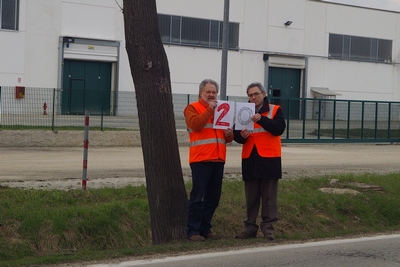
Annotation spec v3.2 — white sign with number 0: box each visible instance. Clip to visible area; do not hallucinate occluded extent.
[235,102,255,130]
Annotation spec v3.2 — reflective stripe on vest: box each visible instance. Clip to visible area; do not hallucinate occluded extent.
[267,105,275,119]
[242,104,281,159]
[187,123,213,133]
[189,138,226,147]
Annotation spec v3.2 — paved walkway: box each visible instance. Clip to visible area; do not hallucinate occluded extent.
[0,143,399,189]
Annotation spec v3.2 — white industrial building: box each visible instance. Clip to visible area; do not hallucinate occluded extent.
[1,0,400,117]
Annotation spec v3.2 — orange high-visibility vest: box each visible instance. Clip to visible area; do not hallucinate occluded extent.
[242,104,282,159]
[187,102,227,163]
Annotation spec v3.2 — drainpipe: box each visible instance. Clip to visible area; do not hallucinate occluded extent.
[263,54,270,95]
[57,37,64,91]
[220,0,229,100]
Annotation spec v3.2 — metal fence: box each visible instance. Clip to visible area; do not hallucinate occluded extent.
[1,86,399,143]
[270,97,400,143]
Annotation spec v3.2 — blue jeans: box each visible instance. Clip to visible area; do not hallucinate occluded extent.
[186,162,224,237]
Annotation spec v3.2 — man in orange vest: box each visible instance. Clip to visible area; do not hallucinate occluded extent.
[184,79,233,242]
[234,82,286,241]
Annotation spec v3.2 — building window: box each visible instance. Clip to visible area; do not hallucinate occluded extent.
[329,34,392,63]
[158,14,239,50]
[0,0,18,30]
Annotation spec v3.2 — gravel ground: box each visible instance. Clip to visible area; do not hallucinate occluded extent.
[1,130,399,190]
[0,135,399,190]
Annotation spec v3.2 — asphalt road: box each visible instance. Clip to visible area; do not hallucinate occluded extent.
[87,234,400,267]
[0,143,399,189]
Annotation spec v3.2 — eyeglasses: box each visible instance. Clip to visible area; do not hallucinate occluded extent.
[248,92,262,98]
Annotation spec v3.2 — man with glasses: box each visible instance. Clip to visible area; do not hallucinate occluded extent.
[234,82,286,240]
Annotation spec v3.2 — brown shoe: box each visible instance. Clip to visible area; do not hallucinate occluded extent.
[264,233,275,241]
[203,233,222,240]
[235,231,257,239]
[188,234,205,242]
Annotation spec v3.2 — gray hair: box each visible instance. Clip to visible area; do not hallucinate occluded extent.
[246,82,267,94]
[199,79,219,97]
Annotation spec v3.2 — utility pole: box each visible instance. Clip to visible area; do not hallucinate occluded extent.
[220,0,229,100]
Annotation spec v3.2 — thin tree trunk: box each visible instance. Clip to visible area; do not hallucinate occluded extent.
[123,0,187,244]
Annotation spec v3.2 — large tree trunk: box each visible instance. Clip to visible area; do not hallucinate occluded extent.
[123,0,187,244]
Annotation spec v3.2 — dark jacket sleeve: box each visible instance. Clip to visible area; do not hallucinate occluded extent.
[256,107,286,136]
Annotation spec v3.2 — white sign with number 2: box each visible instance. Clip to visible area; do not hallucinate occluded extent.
[213,100,235,129]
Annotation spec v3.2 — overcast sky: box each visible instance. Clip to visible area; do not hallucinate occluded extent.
[323,0,400,12]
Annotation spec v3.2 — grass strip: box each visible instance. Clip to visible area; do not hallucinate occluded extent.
[1,173,399,266]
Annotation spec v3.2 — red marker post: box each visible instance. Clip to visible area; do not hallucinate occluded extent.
[82,110,90,190]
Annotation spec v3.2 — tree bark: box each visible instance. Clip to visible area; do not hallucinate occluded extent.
[122,0,187,244]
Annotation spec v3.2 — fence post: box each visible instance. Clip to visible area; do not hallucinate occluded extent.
[101,108,104,131]
[347,102,351,139]
[51,89,56,131]
[0,86,2,126]
[374,102,379,139]
[361,102,365,139]
[82,110,90,190]
[332,100,337,139]
[317,100,322,139]
[387,102,392,139]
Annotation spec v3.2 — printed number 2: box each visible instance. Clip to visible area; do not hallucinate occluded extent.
[215,103,230,126]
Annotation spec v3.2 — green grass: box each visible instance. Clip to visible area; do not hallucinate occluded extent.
[1,173,400,266]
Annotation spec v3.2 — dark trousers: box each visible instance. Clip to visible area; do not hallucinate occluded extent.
[186,162,224,237]
[243,179,279,235]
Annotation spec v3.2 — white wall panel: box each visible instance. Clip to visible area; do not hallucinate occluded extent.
[324,61,394,98]
[63,0,114,8]
[156,0,223,21]
[326,5,396,38]
[267,27,305,54]
[0,33,25,75]
[61,2,116,39]
[306,57,327,97]
[239,52,265,93]
[23,0,61,87]
[268,0,306,28]
[240,0,268,51]
[304,1,328,56]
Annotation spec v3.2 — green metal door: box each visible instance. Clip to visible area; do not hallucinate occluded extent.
[268,67,301,119]
[70,79,85,114]
[84,61,112,114]
[62,60,85,114]
[62,60,112,115]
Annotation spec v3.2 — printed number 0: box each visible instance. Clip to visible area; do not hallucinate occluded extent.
[237,107,253,125]
[215,103,230,126]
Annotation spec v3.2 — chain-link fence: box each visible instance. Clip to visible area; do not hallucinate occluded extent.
[1,86,399,143]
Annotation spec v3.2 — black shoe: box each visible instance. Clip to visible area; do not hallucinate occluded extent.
[203,233,222,240]
[264,233,275,240]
